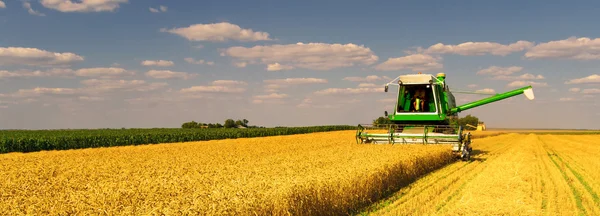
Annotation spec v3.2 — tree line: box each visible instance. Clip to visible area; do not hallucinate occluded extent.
[181,119,264,129]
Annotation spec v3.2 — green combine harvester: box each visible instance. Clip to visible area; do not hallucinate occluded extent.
[356,73,535,160]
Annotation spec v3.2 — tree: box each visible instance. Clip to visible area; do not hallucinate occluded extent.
[372,116,392,127]
[242,119,249,127]
[235,120,244,127]
[457,114,480,130]
[224,119,236,128]
[181,121,199,129]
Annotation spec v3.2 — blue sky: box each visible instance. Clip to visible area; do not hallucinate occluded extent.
[0,0,599,129]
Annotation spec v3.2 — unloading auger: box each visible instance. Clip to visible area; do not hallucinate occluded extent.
[356,73,535,160]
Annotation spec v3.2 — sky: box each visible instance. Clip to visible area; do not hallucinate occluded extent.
[0,0,599,130]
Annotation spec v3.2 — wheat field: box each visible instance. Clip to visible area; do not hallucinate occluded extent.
[366,133,600,215]
[0,130,454,215]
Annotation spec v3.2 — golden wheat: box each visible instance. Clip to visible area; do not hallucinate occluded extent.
[0,130,454,215]
[367,133,600,215]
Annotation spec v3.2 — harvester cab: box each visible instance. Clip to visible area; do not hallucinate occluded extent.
[357,72,535,161]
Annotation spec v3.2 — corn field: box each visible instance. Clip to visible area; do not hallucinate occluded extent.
[0,125,355,154]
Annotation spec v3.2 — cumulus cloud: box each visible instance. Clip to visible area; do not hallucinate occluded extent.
[184,58,214,65]
[141,60,174,67]
[253,93,288,100]
[23,2,46,16]
[314,87,381,95]
[418,40,534,56]
[565,74,600,84]
[343,75,391,82]
[569,88,581,93]
[234,62,247,68]
[0,1,5,9]
[582,88,600,94]
[0,67,133,79]
[492,73,545,81]
[358,83,379,88]
[475,88,496,94]
[0,47,84,66]
[212,80,248,86]
[224,42,378,70]
[80,79,167,93]
[161,22,271,42]
[375,54,442,71]
[0,68,73,79]
[506,81,548,88]
[179,86,245,93]
[179,80,248,94]
[149,5,167,13]
[467,84,478,88]
[74,67,134,78]
[525,37,600,60]
[40,0,127,13]
[145,70,195,80]
[559,97,576,101]
[267,63,294,71]
[264,78,327,85]
[477,66,523,76]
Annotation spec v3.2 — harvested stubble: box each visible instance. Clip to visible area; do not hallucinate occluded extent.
[0,130,454,215]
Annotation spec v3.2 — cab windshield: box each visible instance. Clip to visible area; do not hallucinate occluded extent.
[396,84,436,113]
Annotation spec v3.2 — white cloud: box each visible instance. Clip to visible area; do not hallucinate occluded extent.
[81,79,167,93]
[467,84,478,88]
[184,58,214,65]
[253,93,288,100]
[419,40,533,56]
[78,96,104,101]
[358,83,379,88]
[0,1,5,9]
[492,73,545,81]
[475,88,496,94]
[477,66,523,76]
[506,81,548,88]
[264,77,327,85]
[141,60,174,67]
[525,37,600,60]
[375,54,442,71]
[343,75,390,82]
[565,74,600,84]
[224,42,378,70]
[0,67,133,79]
[161,22,271,42]
[23,2,45,16]
[267,63,294,71]
[582,88,600,94]
[74,67,134,78]
[40,0,127,13]
[212,80,248,86]
[179,86,245,93]
[149,5,167,13]
[559,97,576,101]
[145,70,195,80]
[569,88,581,93]
[234,62,247,68]
[13,87,78,98]
[0,47,84,66]
[314,87,381,95]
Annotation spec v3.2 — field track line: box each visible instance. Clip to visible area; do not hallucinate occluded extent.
[363,134,519,215]
[433,134,525,214]
[540,135,600,214]
[541,137,586,216]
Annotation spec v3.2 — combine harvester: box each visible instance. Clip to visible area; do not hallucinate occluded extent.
[356,73,535,160]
